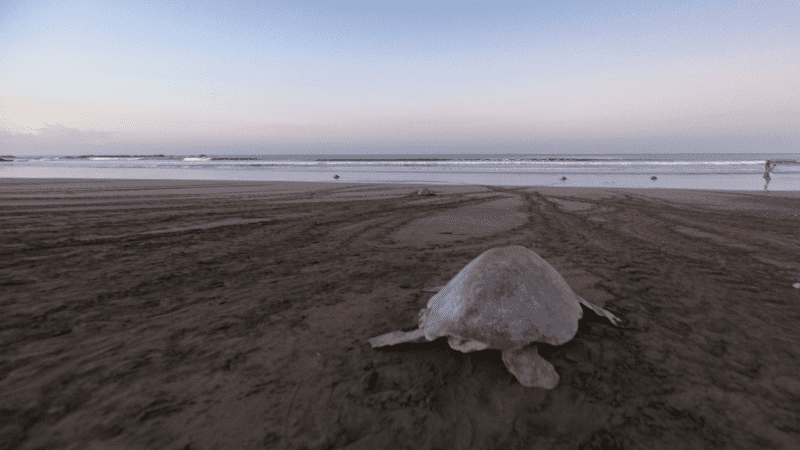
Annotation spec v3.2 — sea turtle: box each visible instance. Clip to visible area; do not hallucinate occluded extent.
[333,174,340,179]
[369,246,624,389]
[416,187,436,196]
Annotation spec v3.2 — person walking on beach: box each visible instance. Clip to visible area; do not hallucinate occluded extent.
[763,160,777,191]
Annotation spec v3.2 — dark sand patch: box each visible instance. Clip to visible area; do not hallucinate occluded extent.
[1,179,799,449]
[392,196,529,245]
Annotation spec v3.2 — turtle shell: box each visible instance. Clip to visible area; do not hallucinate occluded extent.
[421,246,583,350]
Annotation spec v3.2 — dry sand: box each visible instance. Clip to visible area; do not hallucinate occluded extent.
[1,178,800,450]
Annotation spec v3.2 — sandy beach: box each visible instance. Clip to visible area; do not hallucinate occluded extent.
[1,178,799,450]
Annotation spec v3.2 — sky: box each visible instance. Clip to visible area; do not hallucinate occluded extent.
[0,0,798,155]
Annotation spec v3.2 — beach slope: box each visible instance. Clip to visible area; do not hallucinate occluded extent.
[1,179,799,449]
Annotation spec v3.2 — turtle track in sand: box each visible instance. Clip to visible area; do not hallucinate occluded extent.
[281,185,800,449]
[494,186,800,448]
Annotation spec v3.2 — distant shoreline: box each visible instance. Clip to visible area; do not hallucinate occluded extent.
[62,154,167,159]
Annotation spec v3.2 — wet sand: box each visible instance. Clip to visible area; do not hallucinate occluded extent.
[1,178,799,450]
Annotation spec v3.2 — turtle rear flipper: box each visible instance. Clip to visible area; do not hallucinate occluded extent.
[501,345,559,389]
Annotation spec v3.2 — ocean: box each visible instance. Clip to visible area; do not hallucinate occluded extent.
[1,153,799,191]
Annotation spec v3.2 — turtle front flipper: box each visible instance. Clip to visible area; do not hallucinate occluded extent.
[501,345,560,389]
[368,328,427,348]
[576,296,625,327]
